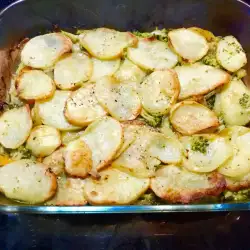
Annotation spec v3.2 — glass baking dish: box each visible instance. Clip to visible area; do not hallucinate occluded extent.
[1,0,250,213]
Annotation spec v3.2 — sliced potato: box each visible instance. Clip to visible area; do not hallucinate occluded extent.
[127,38,178,71]
[218,126,250,178]
[225,172,250,191]
[81,116,123,172]
[114,58,146,84]
[95,76,142,121]
[160,116,178,139]
[219,78,250,126]
[21,33,72,69]
[137,70,180,115]
[16,68,55,101]
[46,176,87,206]
[112,126,161,178]
[54,53,92,90]
[26,125,61,157]
[0,105,32,149]
[43,147,65,175]
[64,139,92,178]
[147,133,183,164]
[31,104,42,126]
[0,160,57,204]
[79,28,137,59]
[180,134,232,173]
[64,85,107,126]
[175,64,230,100]
[150,165,226,203]
[170,101,219,135]
[84,167,150,205]
[37,90,81,131]
[217,36,247,72]
[189,27,216,42]
[168,28,209,62]
[61,130,85,145]
[90,57,120,82]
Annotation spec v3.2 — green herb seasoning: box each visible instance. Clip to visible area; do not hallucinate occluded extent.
[239,93,250,109]
[191,136,209,154]
[206,94,216,110]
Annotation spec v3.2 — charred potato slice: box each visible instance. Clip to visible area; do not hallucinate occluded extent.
[151,165,226,204]
[170,101,219,135]
[84,167,150,205]
[26,125,61,157]
[21,33,72,69]
[0,105,32,149]
[0,160,57,204]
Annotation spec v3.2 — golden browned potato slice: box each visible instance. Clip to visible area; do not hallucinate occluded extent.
[217,36,247,72]
[21,33,72,69]
[79,28,137,59]
[46,176,87,206]
[90,57,120,82]
[84,167,150,205]
[188,27,216,42]
[54,53,92,90]
[225,172,250,192]
[31,104,43,126]
[0,105,32,149]
[0,160,57,204]
[216,78,250,126]
[64,85,107,126]
[137,70,180,115]
[150,165,226,204]
[127,38,178,71]
[168,28,209,62]
[26,125,61,157]
[43,147,65,175]
[81,116,123,173]
[114,58,146,84]
[36,90,81,131]
[180,134,232,173]
[64,139,92,178]
[218,126,250,178]
[16,68,55,101]
[170,101,219,135]
[175,63,230,100]
[95,76,141,121]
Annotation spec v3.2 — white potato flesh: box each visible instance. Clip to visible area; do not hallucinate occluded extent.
[127,38,178,71]
[0,105,32,149]
[90,57,120,82]
[170,101,219,135]
[219,126,250,177]
[114,59,146,84]
[0,160,57,204]
[37,90,81,131]
[112,126,161,178]
[219,78,250,126]
[43,147,65,175]
[217,36,247,72]
[150,165,225,203]
[148,133,183,164]
[64,139,92,178]
[16,69,55,101]
[84,168,150,205]
[81,116,123,172]
[26,125,61,157]
[54,53,92,90]
[21,33,72,69]
[46,176,87,206]
[61,130,85,145]
[95,76,142,121]
[168,28,209,62]
[137,70,180,115]
[79,28,137,59]
[180,135,232,173]
[175,64,230,100]
[64,85,107,126]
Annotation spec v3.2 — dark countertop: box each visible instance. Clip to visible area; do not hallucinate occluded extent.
[1,0,250,249]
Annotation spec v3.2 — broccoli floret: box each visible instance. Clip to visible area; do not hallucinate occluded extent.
[223,189,250,201]
[133,28,169,43]
[201,41,221,68]
[141,109,162,127]
[191,136,209,154]
[206,94,216,110]
[61,30,79,43]
[134,192,160,205]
